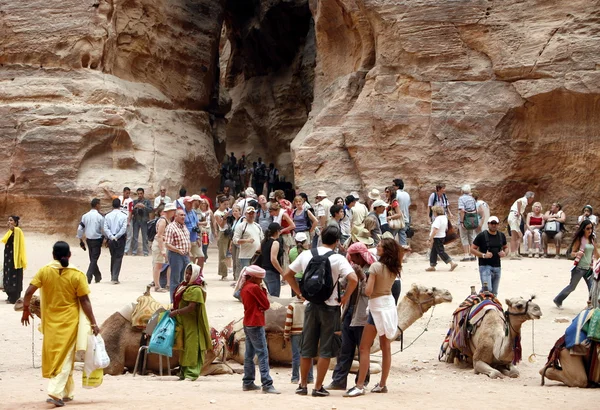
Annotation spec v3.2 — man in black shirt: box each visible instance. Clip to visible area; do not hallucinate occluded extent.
[471,216,508,295]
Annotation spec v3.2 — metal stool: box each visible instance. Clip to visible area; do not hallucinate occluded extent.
[133,308,171,376]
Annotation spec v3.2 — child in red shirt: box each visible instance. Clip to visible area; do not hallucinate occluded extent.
[239,265,280,394]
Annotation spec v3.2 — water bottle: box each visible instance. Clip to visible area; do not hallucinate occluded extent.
[202,231,209,245]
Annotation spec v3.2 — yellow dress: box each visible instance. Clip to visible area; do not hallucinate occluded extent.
[30,261,90,378]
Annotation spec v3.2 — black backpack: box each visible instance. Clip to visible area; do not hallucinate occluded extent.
[147,217,165,242]
[300,249,339,304]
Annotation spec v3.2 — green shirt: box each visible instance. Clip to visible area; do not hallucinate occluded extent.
[289,247,305,279]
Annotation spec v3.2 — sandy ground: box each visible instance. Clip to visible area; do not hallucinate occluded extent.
[1,233,597,410]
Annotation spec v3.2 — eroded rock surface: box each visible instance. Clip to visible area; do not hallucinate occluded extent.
[0,0,224,229]
[293,0,600,243]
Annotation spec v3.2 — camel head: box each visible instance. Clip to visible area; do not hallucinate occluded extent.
[405,284,453,311]
[505,296,542,322]
[14,295,41,319]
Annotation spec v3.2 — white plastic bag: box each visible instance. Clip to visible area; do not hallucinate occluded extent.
[84,335,98,375]
[84,334,110,374]
[93,334,110,369]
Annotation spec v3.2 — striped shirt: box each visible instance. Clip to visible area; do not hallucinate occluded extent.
[284,300,307,338]
[164,221,191,255]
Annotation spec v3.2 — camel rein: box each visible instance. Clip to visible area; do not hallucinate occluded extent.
[371,300,437,357]
[503,297,537,363]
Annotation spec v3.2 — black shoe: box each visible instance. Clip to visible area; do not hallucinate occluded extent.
[324,382,346,391]
[295,385,308,395]
[242,383,260,391]
[312,387,330,397]
[95,278,102,283]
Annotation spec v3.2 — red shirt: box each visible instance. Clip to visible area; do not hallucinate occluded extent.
[201,194,214,211]
[241,282,270,326]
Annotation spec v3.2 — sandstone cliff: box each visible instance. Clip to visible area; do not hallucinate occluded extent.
[292,0,600,240]
[0,0,224,229]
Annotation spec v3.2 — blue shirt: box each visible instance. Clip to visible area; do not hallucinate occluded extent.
[185,208,199,242]
[104,209,128,240]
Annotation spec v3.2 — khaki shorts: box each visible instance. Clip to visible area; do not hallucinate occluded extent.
[508,213,521,232]
[190,242,205,259]
[151,240,165,265]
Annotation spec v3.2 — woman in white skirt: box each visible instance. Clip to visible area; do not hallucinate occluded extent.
[345,238,402,397]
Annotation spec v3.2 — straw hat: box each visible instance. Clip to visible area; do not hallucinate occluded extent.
[368,188,381,200]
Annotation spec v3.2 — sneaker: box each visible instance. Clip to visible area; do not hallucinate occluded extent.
[450,262,458,272]
[262,386,281,394]
[510,255,521,260]
[344,386,365,397]
[312,387,330,397]
[154,287,168,293]
[425,267,436,272]
[295,385,308,395]
[371,383,388,393]
[528,250,533,258]
[535,251,540,258]
[554,255,560,259]
[291,379,299,384]
[553,300,563,310]
[460,257,470,262]
[46,397,65,407]
[324,382,346,391]
[469,256,476,261]
[242,383,261,391]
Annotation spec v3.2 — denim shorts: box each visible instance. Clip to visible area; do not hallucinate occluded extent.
[367,311,375,326]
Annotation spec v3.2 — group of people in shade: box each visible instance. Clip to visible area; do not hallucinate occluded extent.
[426,184,600,307]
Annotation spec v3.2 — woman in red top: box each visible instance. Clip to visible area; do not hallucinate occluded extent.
[239,265,280,394]
[383,186,403,239]
[524,202,544,258]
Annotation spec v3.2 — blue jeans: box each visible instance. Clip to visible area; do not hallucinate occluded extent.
[291,334,313,382]
[243,326,273,387]
[554,267,592,306]
[168,251,190,302]
[397,223,409,246]
[132,219,149,256]
[239,258,251,270]
[479,265,501,295]
[264,269,281,297]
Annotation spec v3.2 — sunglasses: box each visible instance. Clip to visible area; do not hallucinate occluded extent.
[488,222,499,225]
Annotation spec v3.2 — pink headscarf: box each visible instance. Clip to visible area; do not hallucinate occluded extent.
[346,242,377,265]
[234,265,266,294]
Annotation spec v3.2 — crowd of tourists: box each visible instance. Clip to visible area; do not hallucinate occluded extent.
[5,153,600,405]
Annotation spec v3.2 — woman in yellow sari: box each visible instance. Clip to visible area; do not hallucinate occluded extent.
[21,241,99,407]
[170,263,211,381]
[2,215,27,304]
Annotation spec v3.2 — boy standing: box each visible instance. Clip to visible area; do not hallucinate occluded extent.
[284,297,314,384]
[240,265,280,394]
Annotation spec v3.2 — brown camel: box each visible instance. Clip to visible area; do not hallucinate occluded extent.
[445,296,542,378]
[222,284,453,370]
[540,341,593,388]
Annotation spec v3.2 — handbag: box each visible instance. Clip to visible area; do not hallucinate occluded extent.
[544,220,559,234]
[148,312,176,357]
[388,207,405,230]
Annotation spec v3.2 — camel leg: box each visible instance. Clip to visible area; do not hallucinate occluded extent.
[540,350,587,388]
[499,364,519,378]
[473,360,503,379]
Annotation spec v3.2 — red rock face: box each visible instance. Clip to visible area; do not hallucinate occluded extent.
[0,1,226,230]
[292,0,600,246]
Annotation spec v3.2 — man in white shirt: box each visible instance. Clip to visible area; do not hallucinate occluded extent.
[347,193,368,230]
[76,198,105,284]
[118,187,134,255]
[153,186,172,210]
[284,225,358,397]
[507,191,535,259]
[393,179,411,246]
[104,198,129,284]
[232,206,264,271]
[312,190,333,248]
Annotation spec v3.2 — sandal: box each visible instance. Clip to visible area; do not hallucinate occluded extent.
[154,287,168,293]
[46,397,65,407]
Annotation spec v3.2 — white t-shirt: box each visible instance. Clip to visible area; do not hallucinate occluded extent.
[510,197,528,214]
[273,209,285,224]
[233,221,264,258]
[396,190,411,223]
[118,196,133,217]
[214,209,230,232]
[289,246,354,306]
[431,215,448,238]
[154,196,172,208]
[578,214,598,225]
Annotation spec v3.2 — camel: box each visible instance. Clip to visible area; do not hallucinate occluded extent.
[539,309,600,388]
[222,284,453,372]
[442,294,542,379]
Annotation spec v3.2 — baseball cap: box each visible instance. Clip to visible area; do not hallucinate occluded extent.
[488,216,499,224]
[183,196,194,203]
[295,232,308,242]
[268,192,275,199]
[372,199,387,208]
[191,194,202,201]
[245,206,256,213]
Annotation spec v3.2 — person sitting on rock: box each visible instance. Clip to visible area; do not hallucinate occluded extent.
[523,202,544,258]
[542,202,566,258]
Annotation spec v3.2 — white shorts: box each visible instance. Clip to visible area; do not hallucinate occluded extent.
[508,213,521,232]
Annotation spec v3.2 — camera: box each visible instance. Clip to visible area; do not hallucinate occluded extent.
[192,226,202,234]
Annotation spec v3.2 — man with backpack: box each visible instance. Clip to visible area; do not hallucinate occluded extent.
[458,184,478,261]
[470,216,508,295]
[284,225,358,398]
